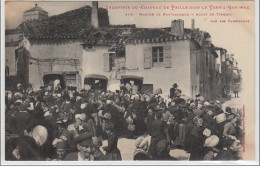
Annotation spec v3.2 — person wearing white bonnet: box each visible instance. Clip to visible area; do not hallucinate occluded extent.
[80,103,87,110]
[202,135,220,160]
[76,96,82,102]
[204,135,219,148]
[190,102,195,108]
[204,101,211,107]
[106,99,112,105]
[75,113,87,122]
[54,79,60,86]
[17,83,22,88]
[215,100,221,105]
[197,104,203,109]
[14,99,23,106]
[214,113,226,124]
[57,93,62,98]
[67,112,97,148]
[14,92,23,99]
[32,125,48,147]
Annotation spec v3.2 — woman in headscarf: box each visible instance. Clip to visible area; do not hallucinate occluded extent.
[67,113,97,148]
[102,122,122,160]
[189,117,205,160]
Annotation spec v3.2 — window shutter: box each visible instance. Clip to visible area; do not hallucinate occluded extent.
[164,45,171,68]
[143,47,152,69]
[103,53,110,72]
[119,58,126,68]
[196,52,200,75]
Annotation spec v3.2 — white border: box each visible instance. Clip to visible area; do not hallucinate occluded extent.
[1,0,259,166]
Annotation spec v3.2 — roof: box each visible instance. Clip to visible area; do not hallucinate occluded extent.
[84,74,108,80]
[25,5,48,13]
[5,28,23,35]
[82,26,191,50]
[17,5,219,56]
[124,28,190,44]
[82,25,136,47]
[21,6,109,39]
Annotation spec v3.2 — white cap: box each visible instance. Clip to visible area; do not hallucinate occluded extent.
[80,103,87,110]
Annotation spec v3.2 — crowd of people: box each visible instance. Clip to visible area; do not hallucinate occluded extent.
[5,81,243,161]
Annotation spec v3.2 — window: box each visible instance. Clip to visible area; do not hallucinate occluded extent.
[152,46,164,67]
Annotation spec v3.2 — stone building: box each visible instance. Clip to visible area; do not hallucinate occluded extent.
[6,2,224,99]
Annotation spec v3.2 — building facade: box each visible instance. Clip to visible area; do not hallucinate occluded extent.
[6,2,227,100]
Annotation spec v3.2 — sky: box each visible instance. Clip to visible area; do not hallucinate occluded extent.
[4,1,256,92]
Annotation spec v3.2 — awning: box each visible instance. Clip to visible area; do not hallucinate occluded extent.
[84,74,108,81]
[121,75,143,81]
[43,71,64,75]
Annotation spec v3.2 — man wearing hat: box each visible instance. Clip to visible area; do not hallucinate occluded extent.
[64,140,95,161]
[53,141,69,160]
[170,83,178,99]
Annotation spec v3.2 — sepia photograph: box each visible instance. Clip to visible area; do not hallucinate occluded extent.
[1,0,258,165]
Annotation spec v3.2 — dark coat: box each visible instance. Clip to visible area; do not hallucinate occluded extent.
[5,110,16,134]
[215,149,239,160]
[14,111,30,136]
[103,132,119,153]
[189,125,205,160]
[103,132,122,160]
[170,87,176,99]
[150,119,167,139]
[5,136,44,161]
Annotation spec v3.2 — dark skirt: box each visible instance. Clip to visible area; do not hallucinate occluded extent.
[105,148,122,160]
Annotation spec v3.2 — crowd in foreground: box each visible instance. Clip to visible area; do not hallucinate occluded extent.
[5,81,243,161]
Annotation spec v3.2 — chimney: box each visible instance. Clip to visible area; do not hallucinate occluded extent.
[191,19,195,30]
[91,1,99,28]
[171,19,184,35]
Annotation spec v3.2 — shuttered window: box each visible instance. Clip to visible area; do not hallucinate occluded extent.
[143,47,152,69]
[143,45,172,68]
[164,45,171,68]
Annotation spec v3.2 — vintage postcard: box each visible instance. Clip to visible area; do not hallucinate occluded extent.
[1,0,259,165]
